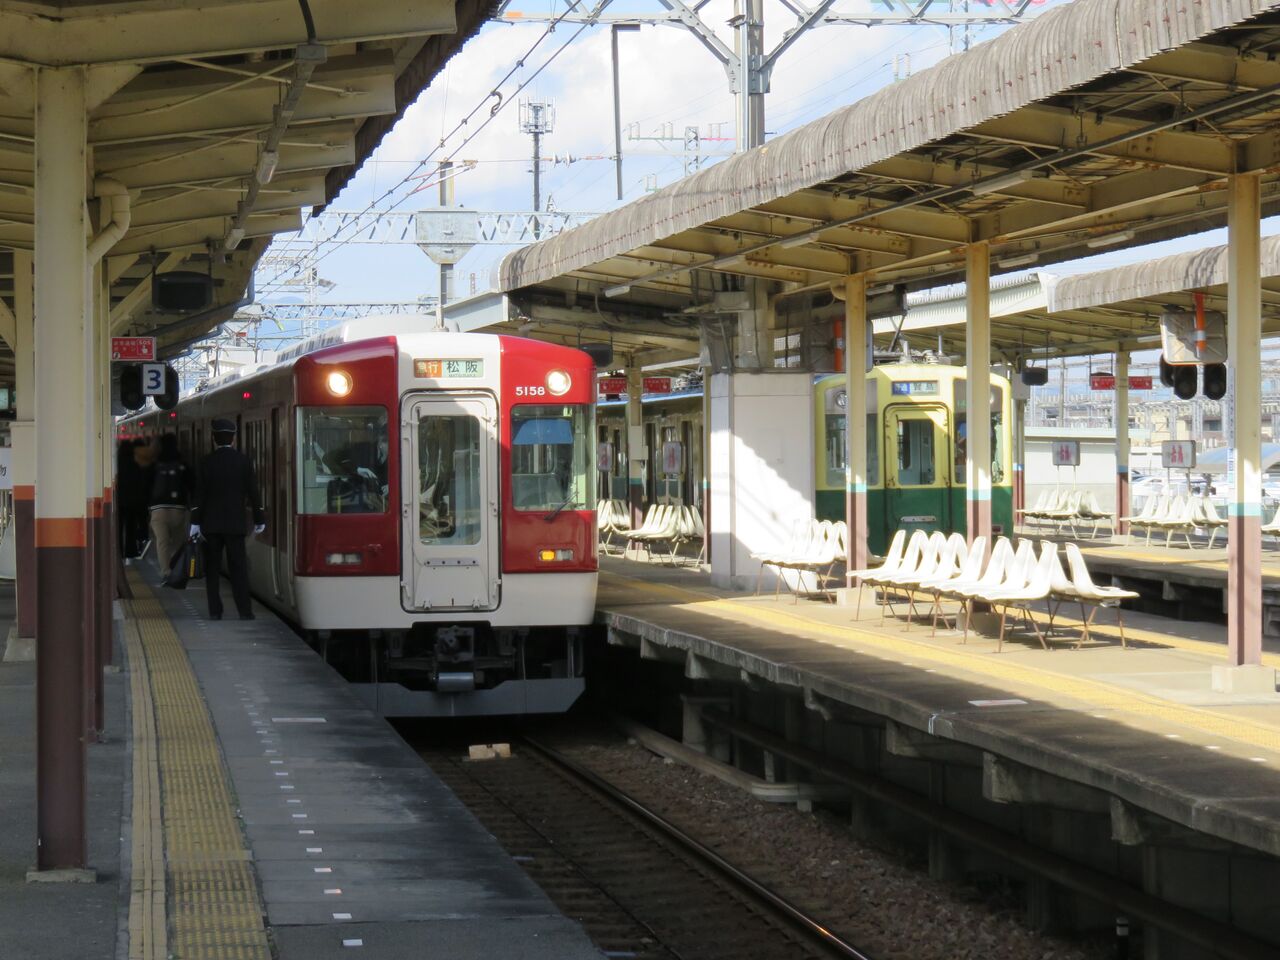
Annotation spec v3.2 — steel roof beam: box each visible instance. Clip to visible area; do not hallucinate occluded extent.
[966,106,1238,176]
[0,1,457,65]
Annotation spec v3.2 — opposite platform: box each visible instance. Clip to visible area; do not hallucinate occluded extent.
[597,555,1280,859]
[124,572,601,960]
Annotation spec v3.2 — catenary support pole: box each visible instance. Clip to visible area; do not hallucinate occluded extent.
[1225,172,1263,669]
[965,242,992,554]
[33,64,92,874]
[844,275,868,586]
[10,250,35,652]
[1115,351,1130,537]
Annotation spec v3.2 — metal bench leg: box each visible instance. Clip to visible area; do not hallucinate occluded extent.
[1116,607,1128,649]
[997,606,1008,653]
[1026,606,1049,650]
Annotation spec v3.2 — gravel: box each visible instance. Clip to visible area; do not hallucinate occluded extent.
[550,731,1110,960]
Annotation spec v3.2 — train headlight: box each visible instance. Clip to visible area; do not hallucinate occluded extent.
[545,369,572,396]
[538,549,574,562]
[326,370,353,398]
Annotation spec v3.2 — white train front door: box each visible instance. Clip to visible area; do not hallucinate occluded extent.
[402,394,500,612]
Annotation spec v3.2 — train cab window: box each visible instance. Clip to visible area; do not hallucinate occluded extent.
[510,404,594,512]
[417,415,481,545]
[896,419,935,485]
[297,406,389,515]
[825,414,878,487]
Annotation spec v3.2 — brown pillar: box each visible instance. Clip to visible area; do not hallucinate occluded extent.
[14,482,35,638]
[34,65,91,873]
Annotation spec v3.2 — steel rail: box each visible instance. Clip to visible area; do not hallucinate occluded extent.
[522,735,875,960]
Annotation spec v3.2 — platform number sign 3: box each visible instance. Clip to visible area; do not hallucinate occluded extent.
[141,363,166,396]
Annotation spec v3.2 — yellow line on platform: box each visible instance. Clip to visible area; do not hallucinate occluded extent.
[124,607,165,960]
[600,571,1280,755]
[125,573,271,960]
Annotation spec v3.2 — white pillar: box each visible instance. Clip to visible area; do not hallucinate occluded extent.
[844,275,868,583]
[33,64,91,873]
[965,242,992,552]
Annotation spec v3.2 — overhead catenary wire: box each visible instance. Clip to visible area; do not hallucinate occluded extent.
[257,1,600,297]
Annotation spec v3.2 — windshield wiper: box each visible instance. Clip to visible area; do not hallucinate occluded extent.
[543,496,575,522]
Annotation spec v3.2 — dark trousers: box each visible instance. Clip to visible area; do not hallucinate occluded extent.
[203,532,251,618]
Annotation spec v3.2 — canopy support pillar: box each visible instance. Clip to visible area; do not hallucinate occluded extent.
[844,275,868,587]
[33,64,93,876]
[965,242,992,555]
[1115,351,1130,538]
[7,251,35,658]
[1217,172,1271,690]
[626,365,644,526]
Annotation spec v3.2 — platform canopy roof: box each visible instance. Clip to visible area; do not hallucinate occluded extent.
[872,234,1280,361]
[495,0,1280,366]
[0,0,491,372]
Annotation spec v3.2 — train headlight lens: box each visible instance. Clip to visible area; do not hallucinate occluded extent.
[538,548,574,562]
[326,370,353,397]
[325,552,362,566]
[545,369,572,396]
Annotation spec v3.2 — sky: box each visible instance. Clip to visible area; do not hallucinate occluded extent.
[253,1,1077,312]
[249,0,1280,329]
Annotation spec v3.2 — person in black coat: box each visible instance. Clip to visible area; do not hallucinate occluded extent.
[190,419,266,620]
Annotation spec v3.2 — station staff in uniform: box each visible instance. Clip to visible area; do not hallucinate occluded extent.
[190,418,266,620]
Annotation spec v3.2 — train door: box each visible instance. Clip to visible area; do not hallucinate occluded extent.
[269,407,287,603]
[884,405,950,538]
[401,394,499,612]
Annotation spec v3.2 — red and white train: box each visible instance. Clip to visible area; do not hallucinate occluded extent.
[120,317,599,716]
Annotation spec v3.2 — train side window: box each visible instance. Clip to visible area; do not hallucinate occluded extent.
[296,406,389,515]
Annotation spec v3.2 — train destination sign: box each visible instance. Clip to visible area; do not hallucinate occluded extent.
[414,358,483,378]
[111,336,155,361]
[1089,374,1154,390]
[891,380,938,396]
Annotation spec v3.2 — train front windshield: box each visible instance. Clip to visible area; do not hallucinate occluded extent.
[510,405,594,512]
[297,407,390,514]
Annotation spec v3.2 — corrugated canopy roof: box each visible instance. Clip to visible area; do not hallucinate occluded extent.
[493,0,1280,367]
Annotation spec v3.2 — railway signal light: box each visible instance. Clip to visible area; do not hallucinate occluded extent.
[1172,363,1197,400]
[1202,363,1227,400]
[119,365,144,411]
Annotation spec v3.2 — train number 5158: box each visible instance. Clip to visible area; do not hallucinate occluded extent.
[514,385,546,397]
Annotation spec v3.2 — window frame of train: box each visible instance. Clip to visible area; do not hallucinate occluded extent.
[813,368,1013,554]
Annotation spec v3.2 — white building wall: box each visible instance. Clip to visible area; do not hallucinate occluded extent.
[709,372,815,591]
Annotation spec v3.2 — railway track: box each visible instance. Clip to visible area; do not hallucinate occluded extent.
[419,733,872,960]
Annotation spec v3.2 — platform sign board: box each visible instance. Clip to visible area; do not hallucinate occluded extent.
[0,446,11,490]
[662,441,683,475]
[1051,441,1081,467]
[1089,374,1155,390]
[140,363,166,396]
[1162,440,1196,469]
[111,336,155,361]
[642,377,672,394]
[597,377,626,396]
[597,441,613,474]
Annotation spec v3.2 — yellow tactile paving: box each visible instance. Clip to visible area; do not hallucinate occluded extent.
[124,606,166,960]
[125,573,271,960]
[601,570,1280,757]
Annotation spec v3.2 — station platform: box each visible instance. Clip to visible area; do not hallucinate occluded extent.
[2,573,601,960]
[596,553,1280,859]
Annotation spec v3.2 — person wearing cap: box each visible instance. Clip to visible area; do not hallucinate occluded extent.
[190,418,266,620]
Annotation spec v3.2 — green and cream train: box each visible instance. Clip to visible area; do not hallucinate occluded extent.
[598,363,1013,556]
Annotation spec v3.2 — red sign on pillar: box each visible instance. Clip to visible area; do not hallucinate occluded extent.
[642,377,673,394]
[597,377,627,396]
[110,336,156,361]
